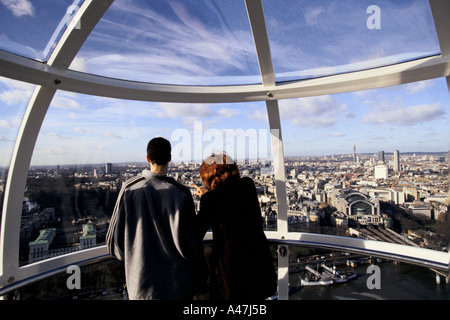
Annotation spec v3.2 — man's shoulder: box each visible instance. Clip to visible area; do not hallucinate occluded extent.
[162,176,192,197]
[123,174,146,188]
[118,175,147,202]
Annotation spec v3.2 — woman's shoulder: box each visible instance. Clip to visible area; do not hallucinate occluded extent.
[239,176,254,183]
[237,176,256,188]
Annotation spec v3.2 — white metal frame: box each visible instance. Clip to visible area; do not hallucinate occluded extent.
[0,0,449,299]
[0,0,114,292]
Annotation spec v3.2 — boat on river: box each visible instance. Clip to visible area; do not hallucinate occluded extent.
[301,264,357,286]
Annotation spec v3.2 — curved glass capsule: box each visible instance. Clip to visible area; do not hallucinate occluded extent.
[0,0,448,301]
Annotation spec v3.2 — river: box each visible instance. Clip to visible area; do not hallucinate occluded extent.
[288,261,448,300]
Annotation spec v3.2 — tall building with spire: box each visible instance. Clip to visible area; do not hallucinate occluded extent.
[353,144,356,163]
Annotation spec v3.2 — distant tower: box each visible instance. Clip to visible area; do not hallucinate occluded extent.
[377,150,385,164]
[105,162,112,174]
[353,144,356,163]
[393,150,400,171]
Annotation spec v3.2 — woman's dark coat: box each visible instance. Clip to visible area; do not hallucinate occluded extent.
[197,176,277,300]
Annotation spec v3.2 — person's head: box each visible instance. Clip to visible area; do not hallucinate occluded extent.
[200,152,240,190]
[146,137,171,166]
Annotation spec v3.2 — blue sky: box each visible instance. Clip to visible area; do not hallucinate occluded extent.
[0,0,448,166]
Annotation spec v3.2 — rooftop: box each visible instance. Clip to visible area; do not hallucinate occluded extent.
[29,228,55,246]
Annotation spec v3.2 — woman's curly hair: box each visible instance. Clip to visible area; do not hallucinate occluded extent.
[200,152,240,190]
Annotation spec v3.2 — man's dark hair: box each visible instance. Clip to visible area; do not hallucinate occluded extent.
[147,137,171,165]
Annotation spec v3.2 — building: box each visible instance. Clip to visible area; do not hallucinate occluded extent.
[80,223,97,249]
[393,150,400,171]
[28,228,56,263]
[374,164,388,180]
[105,163,112,174]
[330,211,349,227]
[377,150,385,163]
[28,222,98,263]
[20,208,55,249]
[362,187,406,205]
[408,202,433,220]
[327,189,386,226]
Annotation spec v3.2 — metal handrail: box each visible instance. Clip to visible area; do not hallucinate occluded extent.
[0,234,447,297]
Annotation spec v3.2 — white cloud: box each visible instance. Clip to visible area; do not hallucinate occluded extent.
[156,103,214,119]
[69,57,89,73]
[0,88,30,105]
[0,0,34,17]
[405,81,434,94]
[74,127,92,134]
[361,103,445,126]
[74,1,258,85]
[317,132,346,140]
[168,0,209,38]
[102,132,123,139]
[279,96,347,128]
[0,118,21,128]
[217,108,238,118]
[330,132,345,137]
[45,132,69,139]
[0,77,34,106]
[51,95,83,110]
[248,108,267,122]
[0,135,15,142]
[304,6,325,25]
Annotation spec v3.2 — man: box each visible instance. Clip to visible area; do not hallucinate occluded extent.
[107,137,203,300]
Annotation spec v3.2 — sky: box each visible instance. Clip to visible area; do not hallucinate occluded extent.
[0,0,448,166]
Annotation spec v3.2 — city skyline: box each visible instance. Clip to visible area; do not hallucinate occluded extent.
[14,149,447,171]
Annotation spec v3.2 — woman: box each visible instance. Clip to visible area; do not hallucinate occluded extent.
[193,153,277,300]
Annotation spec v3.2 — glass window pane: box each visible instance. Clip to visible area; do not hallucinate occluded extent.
[20,92,276,265]
[281,78,449,253]
[11,244,449,300]
[288,245,448,300]
[15,259,126,300]
[262,0,441,82]
[0,76,33,223]
[71,0,261,85]
[0,0,85,61]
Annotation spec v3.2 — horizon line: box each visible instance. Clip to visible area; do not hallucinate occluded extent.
[11,150,448,169]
